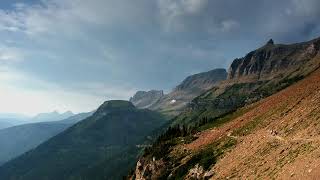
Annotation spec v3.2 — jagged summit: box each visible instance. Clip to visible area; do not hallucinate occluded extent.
[227,36,320,80]
[266,38,274,45]
[32,111,74,122]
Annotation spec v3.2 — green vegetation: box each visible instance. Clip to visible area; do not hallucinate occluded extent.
[197,106,255,131]
[172,137,237,179]
[174,70,307,128]
[173,82,260,126]
[144,125,196,160]
[256,74,304,97]
[232,116,264,136]
[0,101,166,180]
[268,142,317,177]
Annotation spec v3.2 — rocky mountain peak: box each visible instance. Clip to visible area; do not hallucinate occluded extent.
[130,90,164,109]
[131,69,227,116]
[227,36,320,81]
[266,38,274,45]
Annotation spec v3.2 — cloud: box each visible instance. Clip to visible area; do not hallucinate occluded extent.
[0,0,319,115]
[157,0,209,31]
[0,45,24,62]
[220,20,240,32]
[0,0,156,37]
[0,67,136,116]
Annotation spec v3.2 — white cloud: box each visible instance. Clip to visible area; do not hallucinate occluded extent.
[182,0,208,14]
[0,68,135,116]
[0,0,155,37]
[291,0,320,16]
[220,20,240,32]
[157,0,208,31]
[0,45,24,62]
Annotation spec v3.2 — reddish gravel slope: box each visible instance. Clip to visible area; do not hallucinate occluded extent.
[183,65,320,179]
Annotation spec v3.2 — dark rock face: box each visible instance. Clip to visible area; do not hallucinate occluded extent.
[266,39,274,45]
[228,38,320,80]
[130,90,164,109]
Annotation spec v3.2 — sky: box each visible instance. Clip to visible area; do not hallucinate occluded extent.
[0,0,320,116]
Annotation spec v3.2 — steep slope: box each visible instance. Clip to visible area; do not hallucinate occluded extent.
[134,69,227,116]
[130,90,164,109]
[211,67,320,179]
[0,100,165,180]
[131,58,320,179]
[0,112,92,166]
[174,37,320,125]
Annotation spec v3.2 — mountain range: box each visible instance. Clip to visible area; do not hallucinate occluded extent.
[0,101,166,180]
[0,114,30,130]
[130,68,227,116]
[0,111,76,130]
[31,111,75,122]
[130,37,320,179]
[0,112,93,166]
[0,36,320,179]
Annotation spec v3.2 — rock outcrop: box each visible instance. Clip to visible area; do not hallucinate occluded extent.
[130,90,164,109]
[174,37,320,125]
[227,37,320,81]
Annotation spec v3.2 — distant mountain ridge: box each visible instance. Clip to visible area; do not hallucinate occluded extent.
[31,111,74,122]
[0,112,92,166]
[130,68,227,116]
[0,100,165,180]
[130,90,164,109]
[0,114,29,130]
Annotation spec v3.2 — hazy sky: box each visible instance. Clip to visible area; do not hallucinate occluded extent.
[0,0,319,115]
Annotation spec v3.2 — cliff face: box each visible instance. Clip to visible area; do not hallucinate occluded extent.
[227,38,320,81]
[130,90,164,109]
[173,37,320,125]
